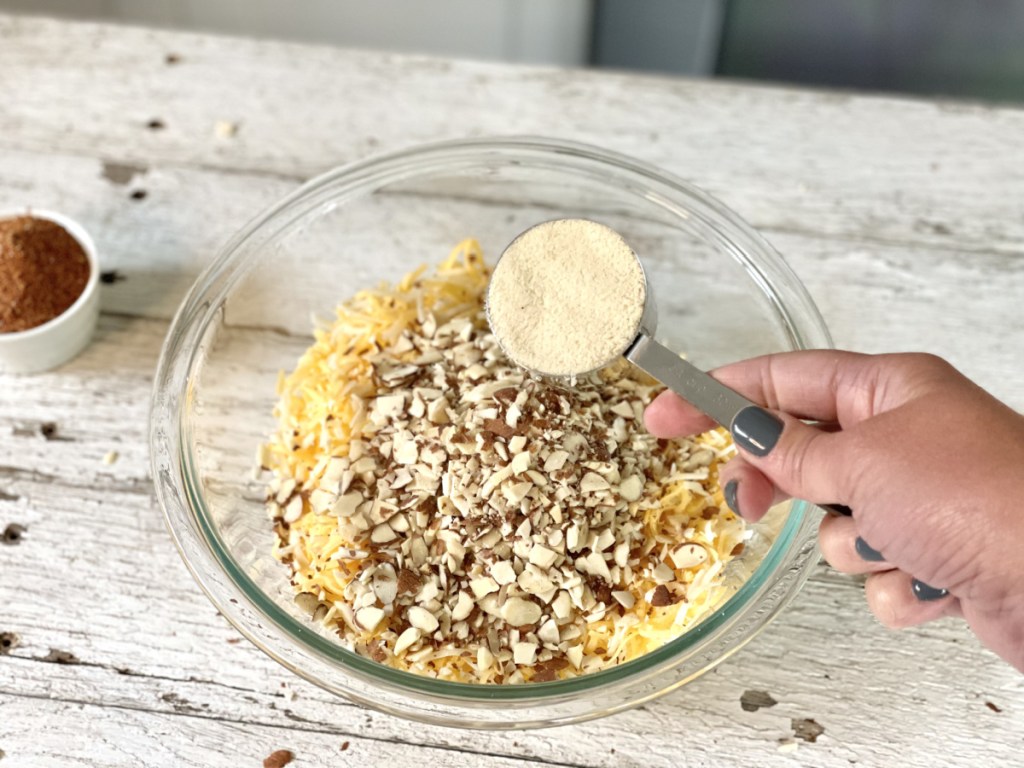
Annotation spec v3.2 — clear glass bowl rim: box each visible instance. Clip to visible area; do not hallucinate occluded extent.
[151,136,831,718]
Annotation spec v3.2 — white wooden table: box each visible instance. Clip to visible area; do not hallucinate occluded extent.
[1,15,1022,768]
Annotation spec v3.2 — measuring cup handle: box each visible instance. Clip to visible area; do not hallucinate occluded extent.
[624,334,759,431]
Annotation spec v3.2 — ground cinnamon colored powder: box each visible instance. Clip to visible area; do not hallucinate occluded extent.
[0,216,90,333]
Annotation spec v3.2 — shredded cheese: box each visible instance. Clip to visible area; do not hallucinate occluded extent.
[261,239,746,683]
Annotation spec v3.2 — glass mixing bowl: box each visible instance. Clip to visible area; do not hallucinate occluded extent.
[151,137,831,728]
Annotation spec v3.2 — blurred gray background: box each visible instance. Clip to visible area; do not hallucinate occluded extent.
[3,0,1023,103]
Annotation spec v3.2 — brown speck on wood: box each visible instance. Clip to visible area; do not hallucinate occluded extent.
[130,189,148,201]
[263,750,294,768]
[36,422,72,442]
[740,689,778,712]
[42,648,79,665]
[986,701,1003,713]
[0,632,20,654]
[146,119,165,130]
[101,161,146,186]
[340,741,350,751]
[165,53,181,64]
[2,524,26,545]
[792,717,825,743]
[100,270,126,284]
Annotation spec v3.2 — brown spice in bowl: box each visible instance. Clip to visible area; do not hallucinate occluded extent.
[0,215,90,333]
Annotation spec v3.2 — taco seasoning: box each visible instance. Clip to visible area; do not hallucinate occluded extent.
[0,215,91,333]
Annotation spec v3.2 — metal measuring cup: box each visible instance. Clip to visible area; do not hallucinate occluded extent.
[486,218,855,519]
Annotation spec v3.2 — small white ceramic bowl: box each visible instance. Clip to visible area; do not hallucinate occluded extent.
[0,208,100,374]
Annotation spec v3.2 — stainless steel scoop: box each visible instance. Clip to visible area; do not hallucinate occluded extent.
[622,290,765,439]
[487,219,858,520]
[488,218,762,438]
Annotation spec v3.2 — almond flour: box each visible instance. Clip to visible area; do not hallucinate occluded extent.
[261,239,746,684]
[486,219,646,377]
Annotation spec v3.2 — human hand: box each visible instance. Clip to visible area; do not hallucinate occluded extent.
[644,351,1024,672]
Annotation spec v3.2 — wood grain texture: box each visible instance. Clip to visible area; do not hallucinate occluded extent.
[2,15,1024,258]
[1,13,1023,768]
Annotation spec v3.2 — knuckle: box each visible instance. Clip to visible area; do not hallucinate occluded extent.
[774,437,809,494]
[905,352,955,378]
[898,353,959,391]
[772,424,822,496]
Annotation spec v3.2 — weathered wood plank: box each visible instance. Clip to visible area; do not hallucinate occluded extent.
[0,698,579,768]
[1,14,1024,257]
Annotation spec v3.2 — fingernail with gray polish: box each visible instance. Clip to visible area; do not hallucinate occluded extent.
[912,579,949,601]
[731,406,784,457]
[855,537,885,562]
[724,479,740,516]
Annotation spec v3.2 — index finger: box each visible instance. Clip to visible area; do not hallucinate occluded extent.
[644,349,876,438]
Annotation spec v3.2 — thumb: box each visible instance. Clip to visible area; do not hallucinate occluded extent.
[730,405,850,503]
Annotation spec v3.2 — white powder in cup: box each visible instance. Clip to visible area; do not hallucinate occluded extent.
[486,219,647,377]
